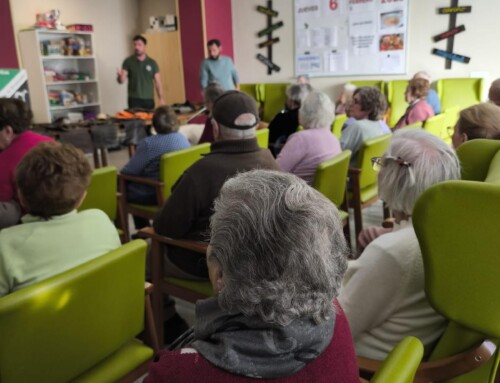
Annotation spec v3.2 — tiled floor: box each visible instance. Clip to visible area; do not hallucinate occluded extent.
[104,146,385,329]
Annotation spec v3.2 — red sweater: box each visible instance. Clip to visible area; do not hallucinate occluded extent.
[145,306,359,383]
[0,131,53,201]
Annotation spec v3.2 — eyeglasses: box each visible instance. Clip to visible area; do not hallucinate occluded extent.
[447,125,455,138]
[371,156,412,171]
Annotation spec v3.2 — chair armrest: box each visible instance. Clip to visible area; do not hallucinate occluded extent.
[349,167,362,175]
[358,340,497,383]
[116,192,130,242]
[118,173,165,207]
[138,227,208,254]
[143,281,160,352]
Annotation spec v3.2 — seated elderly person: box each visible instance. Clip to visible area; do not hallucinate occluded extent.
[339,129,460,360]
[198,82,225,144]
[277,90,341,184]
[340,87,389,166]
[394,78,434,129]
[268,83,312,155]
[413,71,441,115]
[121,105,190,229]
[451,102,500,148]
[0,142,121,297]
[0,98,52,229]
[146,170,359,382]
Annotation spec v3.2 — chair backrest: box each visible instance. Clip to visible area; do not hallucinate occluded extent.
[313,150,352,207]
[160,143,211,199]
[356,133,392,190]
[79,165,117,221]
[442,105,460,145]
[386,80,409,127]
[348,80,385,91]
[240,83,260,103]
[332,113,348,138]
[370,337,424,383]
[256,128,270,148]
[399,121,423,130]
[456,139,500,181]
[261,83,288,123]
[423,113,447,140]
[0,240,148,383]
[437,78,483,111]
[413,181,500,382]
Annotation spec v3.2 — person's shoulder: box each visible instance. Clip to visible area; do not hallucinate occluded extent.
[76,209,113,224]
[369,222,419,261]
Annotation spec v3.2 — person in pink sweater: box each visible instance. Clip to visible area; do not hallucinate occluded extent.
[0,98,53,229]
[277,90,341,184]
[145,170,359,383]
[394,78,434,129]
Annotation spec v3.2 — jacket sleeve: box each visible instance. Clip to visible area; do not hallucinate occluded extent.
[153,171,199,238]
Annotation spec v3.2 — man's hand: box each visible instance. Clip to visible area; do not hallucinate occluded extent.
[116,68,127,84]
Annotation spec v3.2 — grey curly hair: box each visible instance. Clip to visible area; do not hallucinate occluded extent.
[208,169,349,326]
[353,86,388,121]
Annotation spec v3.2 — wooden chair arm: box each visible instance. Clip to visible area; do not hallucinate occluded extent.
[349,167,362,175]
[143,281,160,352]
[118,173,165,207]
[357,339,497,383]
[144,281,154,295]
[115,192,130,242]
[138,227,208,254]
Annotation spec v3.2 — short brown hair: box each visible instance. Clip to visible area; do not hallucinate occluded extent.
[456,103,500,141]
[16,142,92,219]
[152,105,179,134]
[407,78,430,99]
[353,87,388,121]
[0,98,33,134]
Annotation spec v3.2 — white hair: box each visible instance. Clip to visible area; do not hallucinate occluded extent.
[219,125,256,139]
[286,83,312,106]
[299,90,335,129]
[379,130,460,215]
[413,71,432,82]
[209,170,348,326]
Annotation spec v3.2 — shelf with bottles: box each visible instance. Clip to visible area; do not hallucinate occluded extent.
[48,86,98,109]
[39,32,93,58]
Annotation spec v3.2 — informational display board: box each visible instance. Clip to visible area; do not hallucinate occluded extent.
[294,0,409,77]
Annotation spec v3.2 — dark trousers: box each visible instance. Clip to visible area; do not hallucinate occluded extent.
[127,190,157,229]
[128,97,155,110]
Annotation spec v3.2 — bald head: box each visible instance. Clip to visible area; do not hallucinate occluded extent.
[488,78,500,106]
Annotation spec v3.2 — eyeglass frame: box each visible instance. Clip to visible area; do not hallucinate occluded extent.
[371,156,412,171]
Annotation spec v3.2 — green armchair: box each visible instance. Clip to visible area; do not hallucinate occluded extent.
[0,240,157,383]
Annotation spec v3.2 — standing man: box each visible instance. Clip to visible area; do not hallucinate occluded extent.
[117,35,165,109]
[199,39,239,91]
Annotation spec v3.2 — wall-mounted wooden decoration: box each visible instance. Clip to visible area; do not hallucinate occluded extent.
[433,0,471,69]
[256,1,283,75]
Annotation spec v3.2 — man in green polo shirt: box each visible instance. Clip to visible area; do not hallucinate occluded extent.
[117,35,165,109]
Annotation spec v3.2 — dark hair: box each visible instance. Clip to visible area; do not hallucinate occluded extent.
[0,98,33,134]
[152,106,179,134]
[133,35,147,45]
[207,39,221,47]
[16,142,92,219]
[353,87,388,121]
[407,78,430,99]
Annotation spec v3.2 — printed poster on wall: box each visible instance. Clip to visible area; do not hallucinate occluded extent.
[294,0,408,77]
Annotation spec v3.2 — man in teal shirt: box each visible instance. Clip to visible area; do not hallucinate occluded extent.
[199,39,239,91]
[118,35,165,109]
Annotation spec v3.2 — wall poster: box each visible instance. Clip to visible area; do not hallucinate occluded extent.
[294,0,409,77]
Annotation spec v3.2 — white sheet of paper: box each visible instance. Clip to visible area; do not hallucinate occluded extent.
[324,51,347,72]
[349,12,376,37]
[310,27,338,48]
[348,0,375,13]
[380,53,402,72]
[297,29,310,50]
[297,55,323,73]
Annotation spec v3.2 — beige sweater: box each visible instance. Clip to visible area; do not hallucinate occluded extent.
[339,219,446,360]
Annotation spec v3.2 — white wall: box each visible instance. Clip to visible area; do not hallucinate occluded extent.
[232,0,500,100]
[10,0,140,114]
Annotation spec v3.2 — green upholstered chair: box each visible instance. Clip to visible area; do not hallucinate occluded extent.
[386,79,409,127]
[443,105,460,144]
[348,133,392,243]
[260,83,288,123]
[424,113,447,141]
[348,80,385,91]
[369,337,424,383]
[411,180,500,383]
[79,166,129,243]
[239,83,259,101]
[436,78,483,111]
[138,227,213,344]
[400,121,423,130]
[456,139,500,182]
[256,127,270,148]
[332,113,348,138]
[313,150,352,244]
[0,240,156,383]
[119,143,211,222]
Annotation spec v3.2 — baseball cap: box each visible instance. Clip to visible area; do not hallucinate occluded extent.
[212,90,260,130]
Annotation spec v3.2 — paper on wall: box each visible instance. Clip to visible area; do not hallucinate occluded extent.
[297,55,323,73]
[324,51,348,72]
[296,0,321,20]
[349,12,376,37]
[380,52,402,72]
[348,0,375,13]
[310,27,338,48]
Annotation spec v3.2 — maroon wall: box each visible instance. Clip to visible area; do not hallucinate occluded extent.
[204,0,234,59]
[0,0,19,68]
[179,0,206,103]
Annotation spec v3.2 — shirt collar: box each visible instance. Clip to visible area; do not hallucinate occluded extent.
[207,138,261,155]
[21,209,78,224]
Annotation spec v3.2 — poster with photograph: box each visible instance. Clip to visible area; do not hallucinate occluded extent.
[294,0,408,76]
